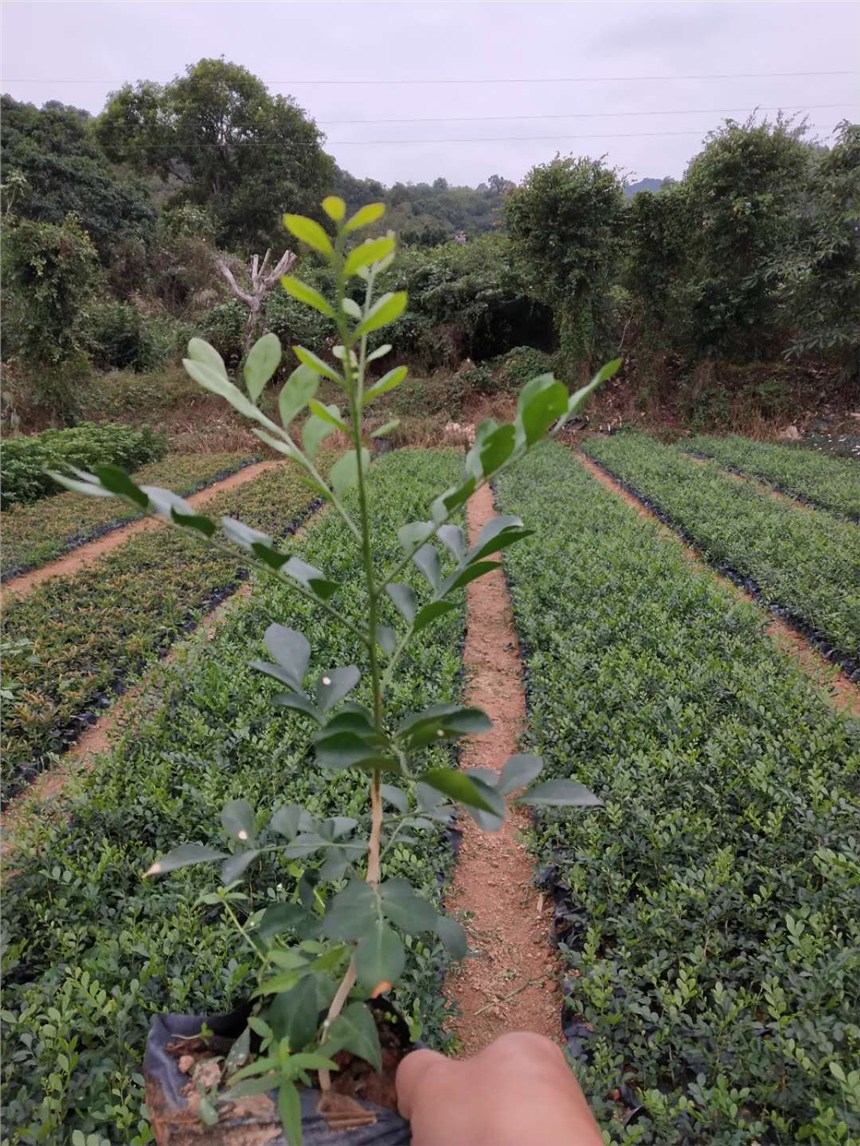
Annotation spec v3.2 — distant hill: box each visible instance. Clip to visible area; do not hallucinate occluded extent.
[624,177,668,198]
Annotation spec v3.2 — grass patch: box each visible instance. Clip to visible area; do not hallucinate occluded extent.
[685,433,860,520]
[1,449,465,1145]
[498,441,860,1146]
[1,465,319,804]
[1,452,257,580]
[582,432,860,672]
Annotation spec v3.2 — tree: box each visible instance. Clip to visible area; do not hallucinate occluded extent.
[0,95,156,266]
[95,59,334,250]
[506,156,625,369]
[679,115,813,359]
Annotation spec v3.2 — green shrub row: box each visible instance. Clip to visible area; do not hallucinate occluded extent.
[1,423,167,508]
[497,442,860,1146]
[1,449,465,1145]
[582,432,860,671]
[686,433,860,520]
[1,464,319,804]
[1,452,256,580]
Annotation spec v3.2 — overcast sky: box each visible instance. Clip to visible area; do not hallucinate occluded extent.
[2,1,858,187]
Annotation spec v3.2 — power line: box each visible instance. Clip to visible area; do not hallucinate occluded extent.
[327,126,850,146]
[319,103,853,126]
[5,70,858,86]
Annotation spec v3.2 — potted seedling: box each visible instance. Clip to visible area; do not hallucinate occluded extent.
[54,198,619,1145]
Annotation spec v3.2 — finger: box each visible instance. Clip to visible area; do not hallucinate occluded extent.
[395,1048,449,1120]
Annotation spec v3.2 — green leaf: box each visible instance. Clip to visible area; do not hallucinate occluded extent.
[517,779,602,807]
[460,776,506,832]
[437,524,466,561]
[419,769,499,815]
[516,373,569,445]
[371,419,400,438]
[268,804,308,840]
[398,703,492,749]
[435,914,468,959]
[266,982,321,1053]
[321,880,378,941]
[437,560,502,598]
[302,414,336,462]
[187,337,228,378]
[170,509,217,538]
[386,583,417,623]
[184,357,262,422]
[244,333,282,401]
[356,292,408,337]
[282,213,334,256]
[46,469,113,499]
[144,844,227,877]
[282,556,339,601]
[278,1080,302,1146]
[330,448,369,499]
[356,921,405,992]
[413,600,458,634]
[279,364,320,428]
[326,1002,382,1074]
[367,343,392,363]
[307,399,347,431]
[569,358,622,415]
[221,799,256,843]
[412,545,441,589]
[344,202,386,233]
[294,346,342,384]
[251,542,290,572]
[316,666,361,714]
[397,521,434,550]
[478,423,517,476]
[264,624,311,691]
[322,195,346,222]
[344,236,395,277]
[468,515,532,563]
[273,692,321,721]
[221,850,260,885]
[281,276,334,318]
[431,476,477,522]
[365,365,408,403]
[91,465,149,509]
[379,879,437,934]
[314,729,394,773]
[377,625,396,657]
[496,754,544,796]
[380,784,409,813]
[258,903,309,941]
[341,298,362,320]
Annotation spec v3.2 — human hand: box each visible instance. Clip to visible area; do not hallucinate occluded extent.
[396,1031,604,1146]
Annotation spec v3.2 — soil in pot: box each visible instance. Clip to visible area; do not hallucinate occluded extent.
[144,1002,413,1145]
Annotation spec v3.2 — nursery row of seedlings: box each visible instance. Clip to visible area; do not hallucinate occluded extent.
[582,433,860,678]
[497,442,860,1146]
[1,450,469,1146]
[1,451,257,581]
[685,433,860,520]
[1,464,323,805]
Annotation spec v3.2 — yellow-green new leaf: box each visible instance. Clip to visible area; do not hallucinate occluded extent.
[356,292,408,338]
[308,399,348,431]
[344,202,385,233]
[281,276,335,318]
[365,365,408,403]
[343,236,395,278]
[252,428,299,459]
[244,333,282,402]
[302,414,336,461]
[282,214,334,257]
[322,195,346,222]
[187,337,228,379]
[184,358,265,423]
[294,345,343,384]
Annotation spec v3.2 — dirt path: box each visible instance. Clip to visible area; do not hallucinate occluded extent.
[1,460,282,604]
[576,451,860,718]
[444,482,562,1055]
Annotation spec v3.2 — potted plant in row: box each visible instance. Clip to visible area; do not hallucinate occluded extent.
[55,197,618,1145]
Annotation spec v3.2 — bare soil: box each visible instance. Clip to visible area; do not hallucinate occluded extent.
[444,482,562,1055]
[1,460,282,604]
[576,451,860,719]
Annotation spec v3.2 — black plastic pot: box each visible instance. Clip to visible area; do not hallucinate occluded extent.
[144,1010,411,1145]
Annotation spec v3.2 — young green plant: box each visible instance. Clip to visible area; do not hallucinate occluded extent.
[52,197,619,1145]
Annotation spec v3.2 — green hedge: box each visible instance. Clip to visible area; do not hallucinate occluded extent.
[686,433,860,520]
[1,423,167,508]
[582,432,860,671]
[1,450,464,1145]
[1,465,319,803]
[498,442,860,1146]
[1,452,256,579]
